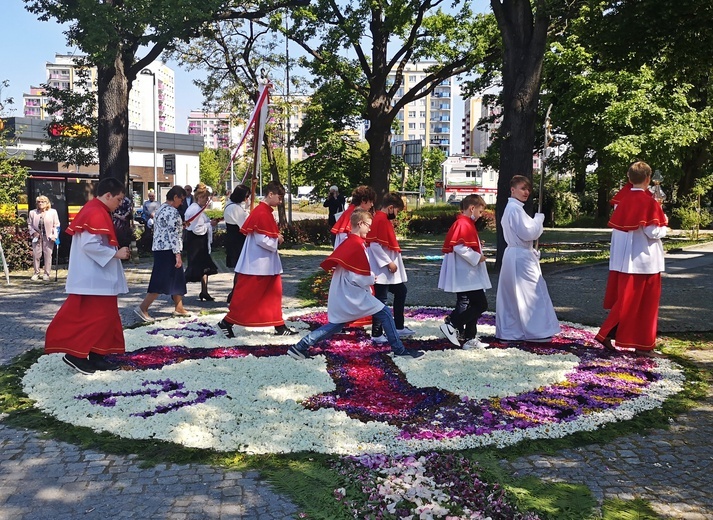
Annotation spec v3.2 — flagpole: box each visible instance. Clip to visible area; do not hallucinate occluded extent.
[536,103,553,251]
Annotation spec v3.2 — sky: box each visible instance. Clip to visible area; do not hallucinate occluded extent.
[1,2,204,126]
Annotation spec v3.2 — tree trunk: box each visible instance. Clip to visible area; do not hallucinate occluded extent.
[365,7,394,202]
[491,0,550,267]
[677,141,709,200]
[97,56,131,188]
[365,115,393,200]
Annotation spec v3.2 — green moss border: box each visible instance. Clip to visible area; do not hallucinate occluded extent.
[1,333,709,519]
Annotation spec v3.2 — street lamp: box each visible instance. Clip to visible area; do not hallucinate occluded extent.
[285,11,293,223]
[140,69,157,196]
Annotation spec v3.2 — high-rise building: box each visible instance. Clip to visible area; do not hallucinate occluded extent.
[271,94,309,162]
[462,95,501,157]
[388,61,454,155]
[130,62,176,132]
[22,54,176,132]
[187,111,236,150]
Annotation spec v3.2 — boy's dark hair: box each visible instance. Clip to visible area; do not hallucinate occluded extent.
[460,194,486,211]
[381,192,405,210]
[166,185,187,201]
[229,184,250,204]
[96,178,125,197]
[510,175,532,190]
[350,208,372,228]
[627,161,651,184]
[265,181,285,197]
[351,185,376,205]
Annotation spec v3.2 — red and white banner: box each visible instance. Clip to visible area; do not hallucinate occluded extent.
[223,83,271,182]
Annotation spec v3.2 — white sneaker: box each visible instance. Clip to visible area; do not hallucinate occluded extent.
[439,322,460,346]
[463,338,489,350]
[372,334,388,344]
[42,274,50,282]
[397,326,415,337]
[30,274,40,281]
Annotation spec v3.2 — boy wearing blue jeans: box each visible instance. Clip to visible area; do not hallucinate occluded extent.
[288,209,424,360]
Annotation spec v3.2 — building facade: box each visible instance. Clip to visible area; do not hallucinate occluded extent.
[3,117,202,200]
[388,62,454,156]
[441,156,499,205]
[22,54,176,132]
[462,95,501,157]
[187,111,236,150]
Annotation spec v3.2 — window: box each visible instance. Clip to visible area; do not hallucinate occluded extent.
[408,111,416,118]
[409,75,416,82]
[408,122,416,129]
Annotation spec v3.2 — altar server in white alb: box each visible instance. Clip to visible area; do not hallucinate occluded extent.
[287,209,424,361]
[595,161,668,355]
[366,192,414,343]
[495,175,560,342]
[45,178,131,375]
[438,194,491,349]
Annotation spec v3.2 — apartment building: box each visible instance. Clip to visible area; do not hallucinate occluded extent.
[462,95,501,157]
[187,111,237,150]
[388,61,454,156]
[22,54,176,132]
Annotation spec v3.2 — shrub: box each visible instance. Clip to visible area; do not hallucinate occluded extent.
[135,227,153,255]
[297,270,331,304]
[0,224,32,271]
[211,228,226,250]
[282,218,332,246]
[405,204,495,235]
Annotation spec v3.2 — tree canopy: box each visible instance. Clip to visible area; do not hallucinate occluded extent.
[283,0,493,197]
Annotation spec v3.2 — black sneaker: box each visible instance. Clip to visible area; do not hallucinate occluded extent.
[287,345,311,360]
[275,325,297,336]
[63,355,96,375]
[393,349,425,360]
[88,352,119,371]
[218,319,235,338]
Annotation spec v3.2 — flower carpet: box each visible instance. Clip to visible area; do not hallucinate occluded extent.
[22,307,684,455]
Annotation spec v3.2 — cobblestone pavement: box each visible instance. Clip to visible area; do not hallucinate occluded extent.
[1,238,712,519]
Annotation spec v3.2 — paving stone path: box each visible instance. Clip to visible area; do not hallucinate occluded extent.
[1,238,712,519]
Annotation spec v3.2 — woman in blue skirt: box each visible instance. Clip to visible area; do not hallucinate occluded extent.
[134,185,191,322]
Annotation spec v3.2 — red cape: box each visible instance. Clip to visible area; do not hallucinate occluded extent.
[66,197,118,246]
[320,233,371,276]
[365,210,401,252]
[610,182,653,206]
[442,214,481,253]
[330,204,356,235]
[608,189,668,231]
[241,201,279,238]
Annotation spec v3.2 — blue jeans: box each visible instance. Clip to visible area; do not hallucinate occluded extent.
[295,306,406,354]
